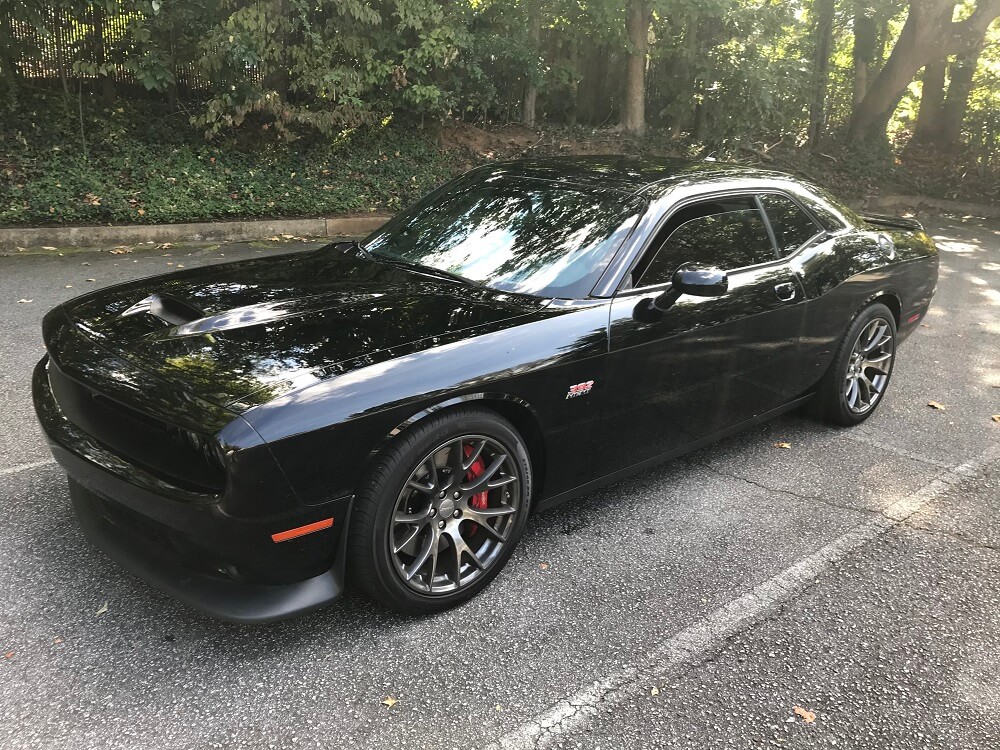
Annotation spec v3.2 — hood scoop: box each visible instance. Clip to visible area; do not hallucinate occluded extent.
[122,293,205,326]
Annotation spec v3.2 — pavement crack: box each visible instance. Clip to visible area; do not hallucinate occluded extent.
[693,461,879,518]
[900,521,1000,556]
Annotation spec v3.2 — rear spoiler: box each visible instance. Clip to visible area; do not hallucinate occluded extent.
[860,212,924,233]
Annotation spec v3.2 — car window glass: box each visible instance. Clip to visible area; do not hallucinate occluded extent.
[795,183,851,230]
[637,196,775,286]
[760,194,820,256]
[364,176,642,299]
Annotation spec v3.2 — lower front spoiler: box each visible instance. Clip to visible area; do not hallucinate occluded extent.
[70,480,343,624]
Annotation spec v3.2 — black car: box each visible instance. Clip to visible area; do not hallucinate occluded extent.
[33,158,938,622]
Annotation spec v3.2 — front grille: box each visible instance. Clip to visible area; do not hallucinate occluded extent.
[48,360,225,494]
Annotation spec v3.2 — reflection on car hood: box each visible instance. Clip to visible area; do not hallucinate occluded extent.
[61,247,546,410]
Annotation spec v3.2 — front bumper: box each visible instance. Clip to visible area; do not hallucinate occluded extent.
[33,356,347,623]
[69,477,342,623]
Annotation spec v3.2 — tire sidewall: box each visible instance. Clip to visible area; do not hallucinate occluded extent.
[361,410,532,613]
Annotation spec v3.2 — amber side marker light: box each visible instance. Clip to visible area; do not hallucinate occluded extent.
[271,518,334,543]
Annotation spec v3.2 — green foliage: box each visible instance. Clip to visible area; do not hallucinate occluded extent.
[0,96,462,225]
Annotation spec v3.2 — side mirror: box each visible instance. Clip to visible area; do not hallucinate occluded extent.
[671,263,728,297]
[634,263,729,321]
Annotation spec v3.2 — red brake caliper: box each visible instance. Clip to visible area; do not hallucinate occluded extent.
[463,444,488,534]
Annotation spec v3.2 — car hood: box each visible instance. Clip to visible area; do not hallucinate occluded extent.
[60,247,546,411]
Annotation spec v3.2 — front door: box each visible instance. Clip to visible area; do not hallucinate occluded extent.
[597,193,808,474]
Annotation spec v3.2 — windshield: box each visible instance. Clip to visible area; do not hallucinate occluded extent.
[364,173,643,298]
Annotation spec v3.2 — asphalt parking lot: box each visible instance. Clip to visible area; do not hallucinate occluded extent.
[1,218,998,750]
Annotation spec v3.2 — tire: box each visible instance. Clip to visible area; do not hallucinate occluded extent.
[813,302,897,426]
[348,407,532,615]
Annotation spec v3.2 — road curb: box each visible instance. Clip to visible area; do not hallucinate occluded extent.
[0,214,392,253]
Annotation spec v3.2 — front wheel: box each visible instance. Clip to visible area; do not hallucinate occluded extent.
[813,302,897,426]
[348,408,532,615]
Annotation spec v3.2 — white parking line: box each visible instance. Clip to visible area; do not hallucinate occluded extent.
[0,459,55,478]
[482,443,1000,750]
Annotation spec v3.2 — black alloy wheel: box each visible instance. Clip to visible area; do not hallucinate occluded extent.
[814,301,897,426]
[348,408,532,614]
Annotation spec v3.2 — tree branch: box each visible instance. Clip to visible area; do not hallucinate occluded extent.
[943,0,1000,56]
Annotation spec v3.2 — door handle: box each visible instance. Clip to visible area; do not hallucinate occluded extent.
[774,282,797,302]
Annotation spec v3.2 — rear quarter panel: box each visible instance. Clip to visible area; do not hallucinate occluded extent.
[793,225,938,387]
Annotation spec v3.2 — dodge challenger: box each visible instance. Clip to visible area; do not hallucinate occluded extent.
[33,158,939,622]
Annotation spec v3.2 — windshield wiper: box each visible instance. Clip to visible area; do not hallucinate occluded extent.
[371,254,481,288]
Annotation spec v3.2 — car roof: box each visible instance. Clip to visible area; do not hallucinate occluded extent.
[477,156,795,199]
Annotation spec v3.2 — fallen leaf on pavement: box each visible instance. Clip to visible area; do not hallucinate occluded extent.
[41,246,57,251]
[539,562,549,570]
[268,236,281,241]
[53,637,63,644]
[774,441,792,449]
[65,284,73,288]
[793,706,816,723]
[381,696,397,708]
[3,651,13,659]
[650,686,660,696]
[85,278,96,283]
[927,401,946,410]
[95,602,108,616]
[495,705,503,712]
[109,247,132,255]
[992,415,1000,423]
[17,299,32,304]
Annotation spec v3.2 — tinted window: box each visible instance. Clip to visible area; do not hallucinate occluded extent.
[637,197,775,286]
[364,175,642,298]
[795,183,851,231]
[760,194,820,256]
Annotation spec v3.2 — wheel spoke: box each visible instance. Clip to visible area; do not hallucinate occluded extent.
[862,323,887,353]
[846,378,859,407]
[857,375,872,405]
[427,537,439,593]
[394,506,431,525]
[404,532,435,580]
[466,513,508,542]
[863,352,892,372]
[445,438,466,481]
[393,523,424,553]
[462,439,486,471]
[461,453,507,493]
[468,503,516,518]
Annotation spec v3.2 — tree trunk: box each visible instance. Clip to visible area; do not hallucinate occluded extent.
[670,9,699,137]
[941,39,986,148]
[0,12,20,93]
[93,5,116,107]
[808,0,836,149]
[621,0,650,136]
[847,0,1000,143]
[852,3,878,107]
[264,0,289,101]
[522,0,541,128]
[913,58,947,141]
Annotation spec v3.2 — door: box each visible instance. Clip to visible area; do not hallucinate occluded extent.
[597,193,810,474]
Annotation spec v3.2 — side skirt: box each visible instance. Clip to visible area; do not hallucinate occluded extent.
[535,394,815,512]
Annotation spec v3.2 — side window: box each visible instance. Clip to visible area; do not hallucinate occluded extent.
[636,196,775,287]
[760,194,821,256]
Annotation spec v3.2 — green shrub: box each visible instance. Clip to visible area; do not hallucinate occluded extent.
[0,95,462,226]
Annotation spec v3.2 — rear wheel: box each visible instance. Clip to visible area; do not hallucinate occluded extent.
[348,409,532,614]
[813,302,896,426]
